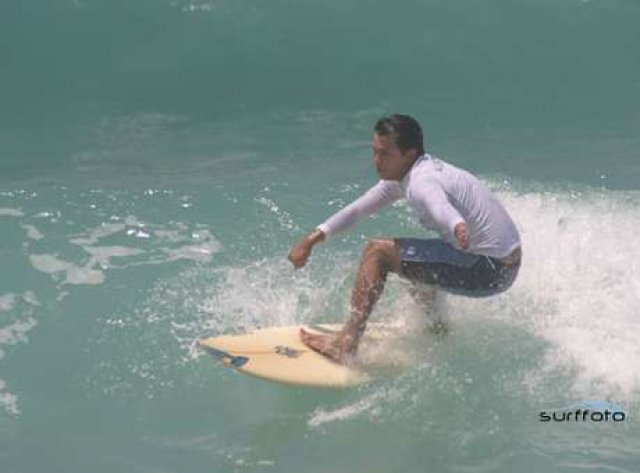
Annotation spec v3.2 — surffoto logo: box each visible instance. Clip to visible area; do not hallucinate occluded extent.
[539,400,627,423]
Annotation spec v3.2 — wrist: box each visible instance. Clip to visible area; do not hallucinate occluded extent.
[305,229,325,246]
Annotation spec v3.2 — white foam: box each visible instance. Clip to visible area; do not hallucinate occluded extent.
[22,291,40,306]
[0,294,16,313]
[69,222,126,245]
[154,228,189,243]
[124,215,141,226]
[180,3,214,13]
[127,229,151,239]
[22,224,44,240]
[29,254,105,285]
[162,231,222,263]
[29,218,225,288]
[255,196,300,231]
[0,208,24,217]
[300,184,640,417]
[308,384,410,428]
[308,393,380,427]
[29,254,72,274]
[0,317,38,360]
[146,255,354,365]
[64,265,105,285]
[163,243,221,263]
[149,229,222,263]
[0,379,20,415]
[33,210,61,222]
[0,294,39,416]
[204,258,349,330]
[84,246,145,268]
[467,186,640,400]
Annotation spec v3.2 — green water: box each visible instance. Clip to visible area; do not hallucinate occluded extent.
[1,1,639,471]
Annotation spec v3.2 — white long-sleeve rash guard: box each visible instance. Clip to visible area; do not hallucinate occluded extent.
[316,154,521,259]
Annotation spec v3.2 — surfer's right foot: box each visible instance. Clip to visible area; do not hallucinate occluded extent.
[299,328,352,364]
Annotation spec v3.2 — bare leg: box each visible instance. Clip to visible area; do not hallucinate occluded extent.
[300,238,402,363]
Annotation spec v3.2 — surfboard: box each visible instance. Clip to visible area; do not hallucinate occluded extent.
[198,323,413,388]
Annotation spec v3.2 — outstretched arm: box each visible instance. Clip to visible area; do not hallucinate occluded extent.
[288,180,402,269]
[317,180,402,237]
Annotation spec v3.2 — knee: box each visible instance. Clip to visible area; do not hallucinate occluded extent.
[363,238,391,256]
[362,238,396,268]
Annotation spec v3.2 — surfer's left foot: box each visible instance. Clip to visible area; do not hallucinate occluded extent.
[429,319,449,335]
[299,328,352,364]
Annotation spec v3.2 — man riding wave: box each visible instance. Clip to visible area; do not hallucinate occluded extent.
[288,114,521,364]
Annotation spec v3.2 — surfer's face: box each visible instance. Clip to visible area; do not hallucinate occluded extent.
[372,133,416,181]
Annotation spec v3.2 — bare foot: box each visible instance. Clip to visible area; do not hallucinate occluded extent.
[429,320,449,335]
[299,328,350,364]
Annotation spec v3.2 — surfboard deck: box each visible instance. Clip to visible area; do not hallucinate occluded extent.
[198,323,413,388]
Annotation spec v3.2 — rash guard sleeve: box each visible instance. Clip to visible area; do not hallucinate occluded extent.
[316,180,402,238]
[413,179,466,245]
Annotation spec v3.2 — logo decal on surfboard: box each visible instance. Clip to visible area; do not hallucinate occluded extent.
[200,345,249,368]
[275,345,302,358]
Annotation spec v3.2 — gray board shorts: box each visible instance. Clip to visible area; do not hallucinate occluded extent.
[397,238,520,298]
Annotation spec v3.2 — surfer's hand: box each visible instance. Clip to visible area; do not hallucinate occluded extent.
[288,241,312,269]
[288,230,325,269]
[454,222,469,250]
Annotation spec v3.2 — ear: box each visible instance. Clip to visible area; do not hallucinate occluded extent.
[405,148,419,161]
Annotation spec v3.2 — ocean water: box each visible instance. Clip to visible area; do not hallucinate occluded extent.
[1,0,639,471]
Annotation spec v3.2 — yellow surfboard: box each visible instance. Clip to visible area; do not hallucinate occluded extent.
[198,323,412,388]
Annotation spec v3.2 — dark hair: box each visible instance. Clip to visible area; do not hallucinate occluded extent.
[374,114,424,155]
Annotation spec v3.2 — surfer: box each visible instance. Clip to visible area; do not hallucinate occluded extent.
[288,114,522,364]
